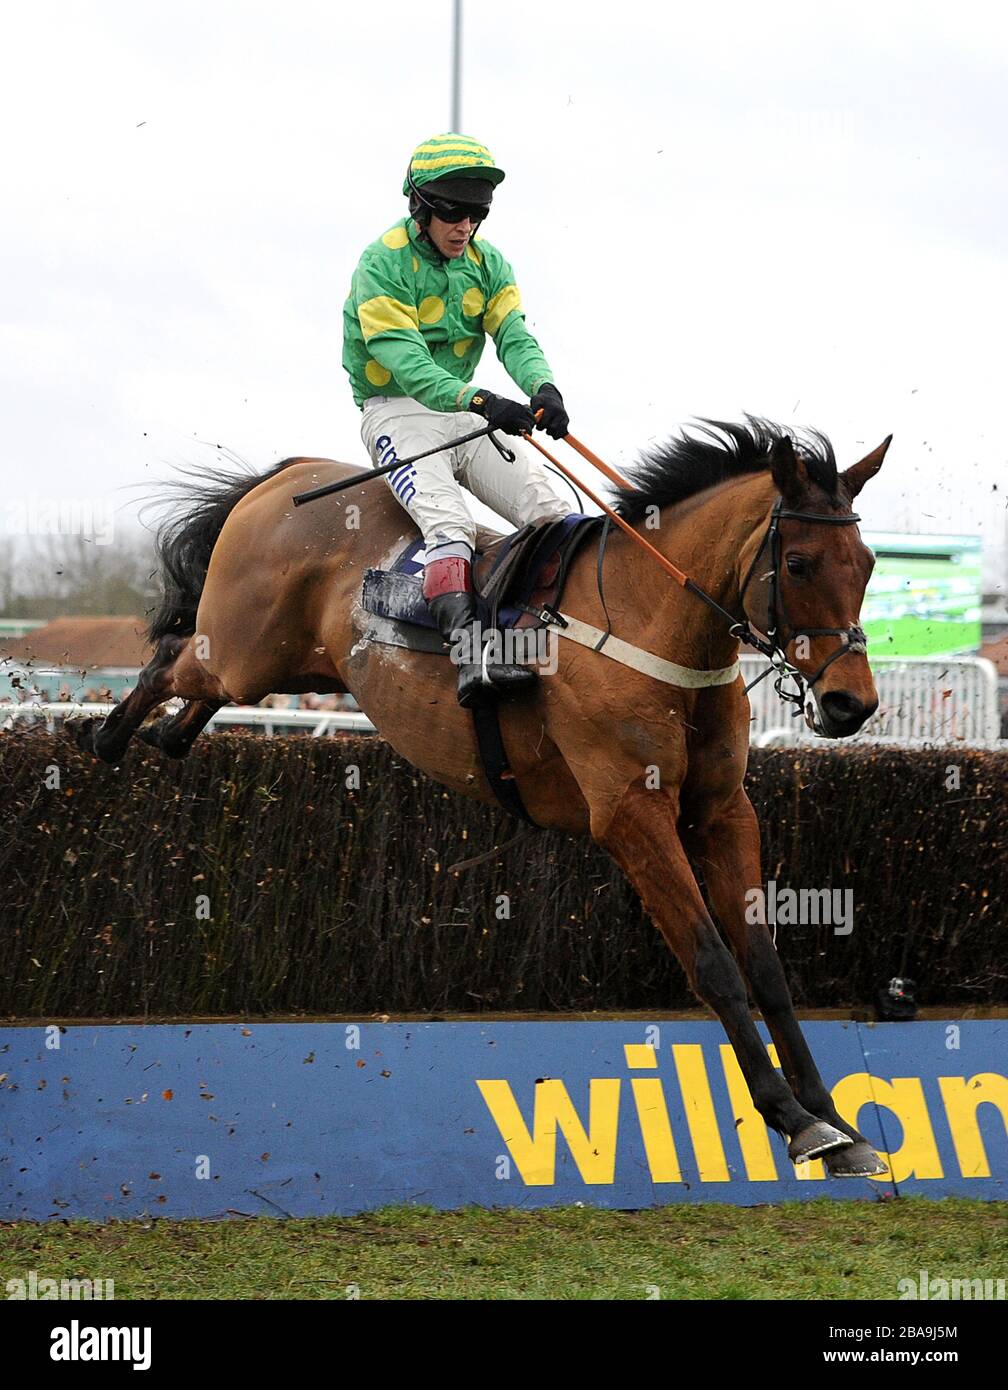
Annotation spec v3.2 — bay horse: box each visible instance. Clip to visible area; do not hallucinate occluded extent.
[77,418,891,1176]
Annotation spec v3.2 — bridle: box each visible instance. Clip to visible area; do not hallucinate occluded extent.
[582,491,869,720]
[573,488,869,720]
[728,498,867,717]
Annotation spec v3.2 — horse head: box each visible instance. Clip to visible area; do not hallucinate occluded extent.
[737,432,892,738]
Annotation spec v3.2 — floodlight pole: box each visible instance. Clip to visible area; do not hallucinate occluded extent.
[451,0,463,130]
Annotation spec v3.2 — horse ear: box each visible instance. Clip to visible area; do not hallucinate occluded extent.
[842,435,892,498]
[769,434,807,502]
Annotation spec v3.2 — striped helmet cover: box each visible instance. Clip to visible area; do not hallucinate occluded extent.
[402,133,506,194]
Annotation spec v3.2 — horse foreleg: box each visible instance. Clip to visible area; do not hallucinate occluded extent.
[683,787,885,1177]
[598,780,852,1165]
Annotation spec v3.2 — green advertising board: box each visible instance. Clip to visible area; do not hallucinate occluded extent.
[861,532,983,658]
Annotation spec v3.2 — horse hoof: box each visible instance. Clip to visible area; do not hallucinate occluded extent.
[71,718,98,755]
[788,1121,854,1164]
[71,716,122,763]
[136,717,194,759]
[824,1141,888,1178]
[159,740,191,760]
[135,718,166,751]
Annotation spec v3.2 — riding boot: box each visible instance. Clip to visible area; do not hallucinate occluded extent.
[422,556,538,708]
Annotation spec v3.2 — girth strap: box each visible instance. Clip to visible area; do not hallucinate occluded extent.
[470,701,538,826]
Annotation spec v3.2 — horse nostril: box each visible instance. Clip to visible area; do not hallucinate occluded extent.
[820,690,867,726]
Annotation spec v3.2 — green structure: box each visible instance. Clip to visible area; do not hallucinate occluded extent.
[861,532,983,658]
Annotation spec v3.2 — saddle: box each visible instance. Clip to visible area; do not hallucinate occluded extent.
[359,514,606,826]
[360,513,605,654]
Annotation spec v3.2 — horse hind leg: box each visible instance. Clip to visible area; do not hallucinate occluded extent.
[75,634,226,764]
[135,698,223,758]
[73,635,185,763]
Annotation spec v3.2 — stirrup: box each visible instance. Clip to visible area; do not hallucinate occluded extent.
[457,646,538,708]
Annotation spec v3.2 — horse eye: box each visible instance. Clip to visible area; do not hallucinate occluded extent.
[786,555,809,577]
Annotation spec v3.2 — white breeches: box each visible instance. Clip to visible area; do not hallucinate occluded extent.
[360,397,571,557]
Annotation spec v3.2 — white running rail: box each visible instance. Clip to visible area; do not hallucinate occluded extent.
[742,655,1002,746]
[1,702,375,738]
[2,656,1003,746]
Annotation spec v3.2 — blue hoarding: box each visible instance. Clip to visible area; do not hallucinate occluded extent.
[1,1021,1005,1221]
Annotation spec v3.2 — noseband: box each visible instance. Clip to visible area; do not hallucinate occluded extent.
[729,498,866,717]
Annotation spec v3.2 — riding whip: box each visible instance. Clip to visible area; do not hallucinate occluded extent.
[291,425,515,507]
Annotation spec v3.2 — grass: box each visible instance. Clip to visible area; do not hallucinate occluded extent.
[1,1199,1004,1300]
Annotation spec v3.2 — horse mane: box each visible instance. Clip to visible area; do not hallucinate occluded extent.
[611,416,839,523]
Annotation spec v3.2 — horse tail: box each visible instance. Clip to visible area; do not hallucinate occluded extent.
[147,456,301,644]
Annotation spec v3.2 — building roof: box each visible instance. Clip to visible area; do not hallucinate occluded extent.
[0,616,151,670]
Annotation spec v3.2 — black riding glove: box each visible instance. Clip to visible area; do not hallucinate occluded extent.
[469,389,536,436]
[529,382,569,439]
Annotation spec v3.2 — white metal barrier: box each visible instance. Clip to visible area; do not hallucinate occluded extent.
[742,655,1002,746]
[2,657,1003,747]
[206,705,375,737]
[1,702,375,738]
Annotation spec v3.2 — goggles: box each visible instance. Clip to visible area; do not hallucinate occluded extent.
[417,190,490,224]
[408,170,490,225]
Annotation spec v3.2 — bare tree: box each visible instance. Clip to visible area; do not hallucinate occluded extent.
[0,529,159,620]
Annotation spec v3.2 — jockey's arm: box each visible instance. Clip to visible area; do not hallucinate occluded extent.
[483,252,555,402]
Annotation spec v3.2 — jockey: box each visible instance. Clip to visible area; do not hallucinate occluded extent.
[342,132,572,708]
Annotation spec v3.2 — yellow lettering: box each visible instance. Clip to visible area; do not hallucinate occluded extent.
[832,1074,943,1182]
[621,1044,680,1182]
[672,1044,729,1181]
[476,1078,620,1186]
[719,1044,779,1181]
[938,1074,1008,1178]
[630,1079,682,1182]
[623,1044,657,1069]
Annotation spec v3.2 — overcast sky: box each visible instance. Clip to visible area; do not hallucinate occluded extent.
[2,1,1006,589]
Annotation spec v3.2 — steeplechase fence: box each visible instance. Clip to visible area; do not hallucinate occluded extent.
[3,733,1005,1017]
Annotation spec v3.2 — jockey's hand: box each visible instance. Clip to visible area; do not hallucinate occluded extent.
[530,383,569,440]
[469,389,536,436]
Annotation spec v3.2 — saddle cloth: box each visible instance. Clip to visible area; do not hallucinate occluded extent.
[360,513,605,652]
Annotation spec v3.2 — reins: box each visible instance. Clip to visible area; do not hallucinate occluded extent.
[522,426,866,719]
